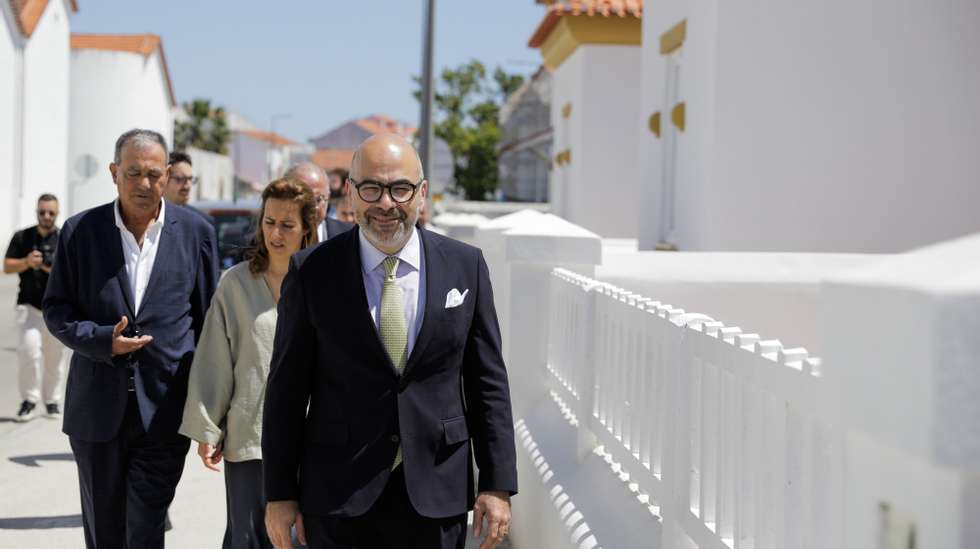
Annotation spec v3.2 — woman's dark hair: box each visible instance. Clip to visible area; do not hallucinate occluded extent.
[246,177,318,274]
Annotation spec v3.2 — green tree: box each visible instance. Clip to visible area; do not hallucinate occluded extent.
[174,98,231,155]
[415,60,524,200]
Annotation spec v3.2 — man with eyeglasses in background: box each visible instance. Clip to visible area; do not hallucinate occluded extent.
[165,151,216,226]
[4,193,68,422]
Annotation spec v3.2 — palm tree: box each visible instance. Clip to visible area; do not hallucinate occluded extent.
[174,99,231,154]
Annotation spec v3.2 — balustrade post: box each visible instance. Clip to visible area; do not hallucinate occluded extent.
[476,212,601,418]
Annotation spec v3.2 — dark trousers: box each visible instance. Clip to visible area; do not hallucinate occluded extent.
[69,395,190,549]
[304,467,467,549]
[222,459,274,549]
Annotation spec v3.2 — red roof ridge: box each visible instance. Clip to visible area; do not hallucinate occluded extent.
[10,0,79,38]
[240,129,299,147]
[529,0,642,48]
[70,33,176,107]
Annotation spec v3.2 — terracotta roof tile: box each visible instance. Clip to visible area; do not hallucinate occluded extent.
[529,0,642,47]
[10,0,79,38]
[354,114,417,138]
[70,33,177,107]
[239,129,299,147]
[311,149,355,171]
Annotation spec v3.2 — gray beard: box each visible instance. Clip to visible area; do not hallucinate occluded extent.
[360,210,419,251]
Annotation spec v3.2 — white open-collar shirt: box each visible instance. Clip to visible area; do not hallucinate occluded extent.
[113,199,165,315]
[359,227,426,357]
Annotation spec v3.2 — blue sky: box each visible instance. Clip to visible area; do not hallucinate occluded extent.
[71,1,546,143]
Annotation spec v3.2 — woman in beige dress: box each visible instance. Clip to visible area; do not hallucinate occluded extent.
[180,177,317,549]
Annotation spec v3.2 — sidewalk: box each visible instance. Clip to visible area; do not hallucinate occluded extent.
[0,277,502,548]
[0,276,227,548]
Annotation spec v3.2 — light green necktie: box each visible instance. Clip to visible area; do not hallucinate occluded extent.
[380,256,406,469]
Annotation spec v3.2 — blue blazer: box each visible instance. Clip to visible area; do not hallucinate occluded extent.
[43,202,219,442]
[262,226,518,519]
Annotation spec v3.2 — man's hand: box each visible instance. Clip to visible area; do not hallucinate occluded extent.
[110,316,153,356]
[266,500,306,549]
[473,491,511,549]
[25,251,43,270]
[197,442,223,472]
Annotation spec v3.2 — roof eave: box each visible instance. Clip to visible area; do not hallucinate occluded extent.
[528,9,562,48]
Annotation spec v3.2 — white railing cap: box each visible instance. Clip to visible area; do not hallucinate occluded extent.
[504,214,602,265]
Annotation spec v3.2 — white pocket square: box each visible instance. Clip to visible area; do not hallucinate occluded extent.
[445,288,469,309]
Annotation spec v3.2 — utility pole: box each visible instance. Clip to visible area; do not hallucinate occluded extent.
[418,0,436,180]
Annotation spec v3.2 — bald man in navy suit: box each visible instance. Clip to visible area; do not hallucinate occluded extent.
[263,135,517,549]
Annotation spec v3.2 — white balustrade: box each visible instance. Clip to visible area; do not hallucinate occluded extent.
[485,214,979,549]
[547,267,843,549]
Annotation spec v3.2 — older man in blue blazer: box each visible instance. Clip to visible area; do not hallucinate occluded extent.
[263,134,517,549]
[43,129,219,549]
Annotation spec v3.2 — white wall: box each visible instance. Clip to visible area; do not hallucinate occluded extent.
[18,0,71,231]
[597,247,882,351]
[186,146,234,202]
[639,0,980,253]
[69,48,174,214]
[0,4,19,250]
[551,45,641,238]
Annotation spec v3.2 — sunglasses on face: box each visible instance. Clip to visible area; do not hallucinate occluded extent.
[37,210,57,217]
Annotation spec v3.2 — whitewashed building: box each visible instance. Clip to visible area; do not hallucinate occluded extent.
[186,146,234,202]
[1,0,76,247]
[231,129,312,196]
[529,0,642,238]
[636,0,980,253]
[68,33,176,214]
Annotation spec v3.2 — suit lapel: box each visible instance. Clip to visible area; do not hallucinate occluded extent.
[402,228,445,379]
[136,212,177,321]
[105,205,137,319]
[345,229,398,376]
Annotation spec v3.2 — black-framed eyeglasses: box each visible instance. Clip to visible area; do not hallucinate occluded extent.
[349,178,421,204]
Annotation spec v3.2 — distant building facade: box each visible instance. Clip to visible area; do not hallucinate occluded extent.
[1,0,76,246]
[309,114,454,196]
[231,128,312,195]
[186,146,234,202]
[529,0,643,238]
[498,66,552,202]
[69,33,175,214]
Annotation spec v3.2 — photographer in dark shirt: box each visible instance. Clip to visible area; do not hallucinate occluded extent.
[4,193,67,421]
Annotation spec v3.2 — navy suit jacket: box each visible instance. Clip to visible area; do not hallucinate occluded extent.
[324,217,354,240]
[43,202,219,442]
[262,226,518,519]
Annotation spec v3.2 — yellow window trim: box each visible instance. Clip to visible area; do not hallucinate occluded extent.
[649,112,661,137]
[540,16,642,70]
[660,19,687,55]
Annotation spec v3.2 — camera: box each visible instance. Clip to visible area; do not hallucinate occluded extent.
[35,242,55,267]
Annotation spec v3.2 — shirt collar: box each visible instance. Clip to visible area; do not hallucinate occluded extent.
[359,226,421,274]
[113,199,166,232]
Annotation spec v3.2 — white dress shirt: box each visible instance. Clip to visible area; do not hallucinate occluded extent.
[359,228,426,357]
[113,199,165,315]
[317,221,327,243]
